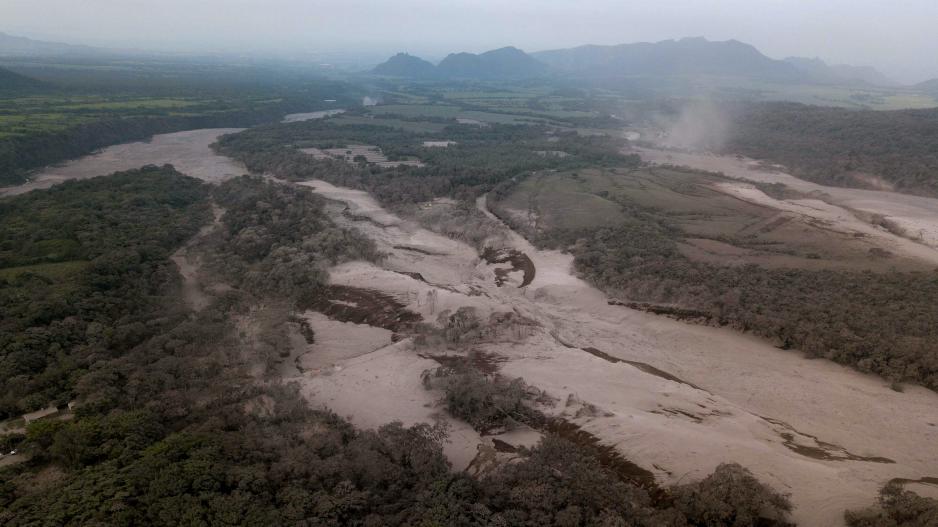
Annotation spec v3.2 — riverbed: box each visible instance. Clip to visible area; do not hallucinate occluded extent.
[0,128,246,196]
[5,127,938,526]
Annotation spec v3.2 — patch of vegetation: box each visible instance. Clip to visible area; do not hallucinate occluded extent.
[529,206,938,391]
[423,367,543,433]
[0,79,359,186]
[214,118,638,207]
[206,175,380,299]
[1,171,794,527]
[844,482,938,526]
[728,102,938,196]
[0,166,209,419]
[494,166,938,390]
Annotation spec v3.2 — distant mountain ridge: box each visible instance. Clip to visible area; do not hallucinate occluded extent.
[0,66,42,90]
[0,31,103,57]
[784,56,895,86]
[373,38,907,87]
[371,46,547,80]
[437,47,548,79]
[531,37,800,80]
[917,78,938,95]
[371,53,437,78]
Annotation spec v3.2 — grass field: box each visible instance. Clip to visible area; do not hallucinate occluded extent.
[497,167,932,272]
[0,94,281,138]
[0,260,89,281]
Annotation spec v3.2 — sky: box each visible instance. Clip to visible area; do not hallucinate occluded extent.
[2,0,937,83]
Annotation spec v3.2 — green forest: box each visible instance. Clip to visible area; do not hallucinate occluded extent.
[0,172,807,526]
[727,103,938,195]
[3,54,938,524]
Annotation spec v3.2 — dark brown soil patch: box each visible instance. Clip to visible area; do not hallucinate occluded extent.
[418,350,506,375]
[301,285,422,336]
[650,407,704,423]
[391,270,429,283]
[341,205,395,228]
[889,476,938,487]
[609,300,719,325]
[481,247,535,287]
[544,418,665,502]
[393,244,446,256]
[579,346,705,391]
[492,438,518,453]
[761,415,895,463]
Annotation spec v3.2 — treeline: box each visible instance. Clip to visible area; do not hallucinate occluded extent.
[0,166,210,419]
[1,174,798,526]
[522,206,938,391]
[726,102,938,195]
[1,103,285,186]
[214,120,638,206]
[206,175,380,299]
[844,482,938,526]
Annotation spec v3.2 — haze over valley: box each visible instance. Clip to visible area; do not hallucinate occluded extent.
[2,3,938,526]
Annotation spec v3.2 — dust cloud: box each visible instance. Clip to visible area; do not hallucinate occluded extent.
[660,100,731,152]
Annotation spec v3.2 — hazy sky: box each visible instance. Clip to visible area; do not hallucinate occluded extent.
[3,0,937,83]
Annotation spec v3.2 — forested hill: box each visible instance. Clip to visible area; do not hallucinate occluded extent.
[371,47,548,80]
[727,102,938,195]
[532,37,800,80]
[0,67,42,91]
[917,78,938,96]
[371,53,437,78]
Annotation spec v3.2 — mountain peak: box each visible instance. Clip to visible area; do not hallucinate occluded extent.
[371,52,437,78]
[533,37,797,79]
[372,46,547,80]
[0,66,43,91]
[784,56,895,86]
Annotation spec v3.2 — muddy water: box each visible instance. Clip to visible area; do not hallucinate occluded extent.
[0,128,247,197]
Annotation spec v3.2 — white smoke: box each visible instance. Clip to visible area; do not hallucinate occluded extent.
[661,100,730,152]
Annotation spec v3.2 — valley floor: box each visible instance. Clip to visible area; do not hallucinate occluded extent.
[9,127,938,526]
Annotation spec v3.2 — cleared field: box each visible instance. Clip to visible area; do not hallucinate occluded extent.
[498,167,936,272]
[0,94,278,138]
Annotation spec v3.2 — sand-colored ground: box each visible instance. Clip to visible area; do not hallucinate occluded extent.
[637,146,938,258]
[282,109,345,122]
[170,204,226,311]
[9,126,938,525]
[294,311,393,372]
[290,181,938,527]
[0,128,247,197]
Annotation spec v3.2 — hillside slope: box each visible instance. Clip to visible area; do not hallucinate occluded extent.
[371,52,437,78]
[0,66,42,90]
[533,37,800,80]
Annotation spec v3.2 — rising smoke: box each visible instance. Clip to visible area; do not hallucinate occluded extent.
[661,100,731,152]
